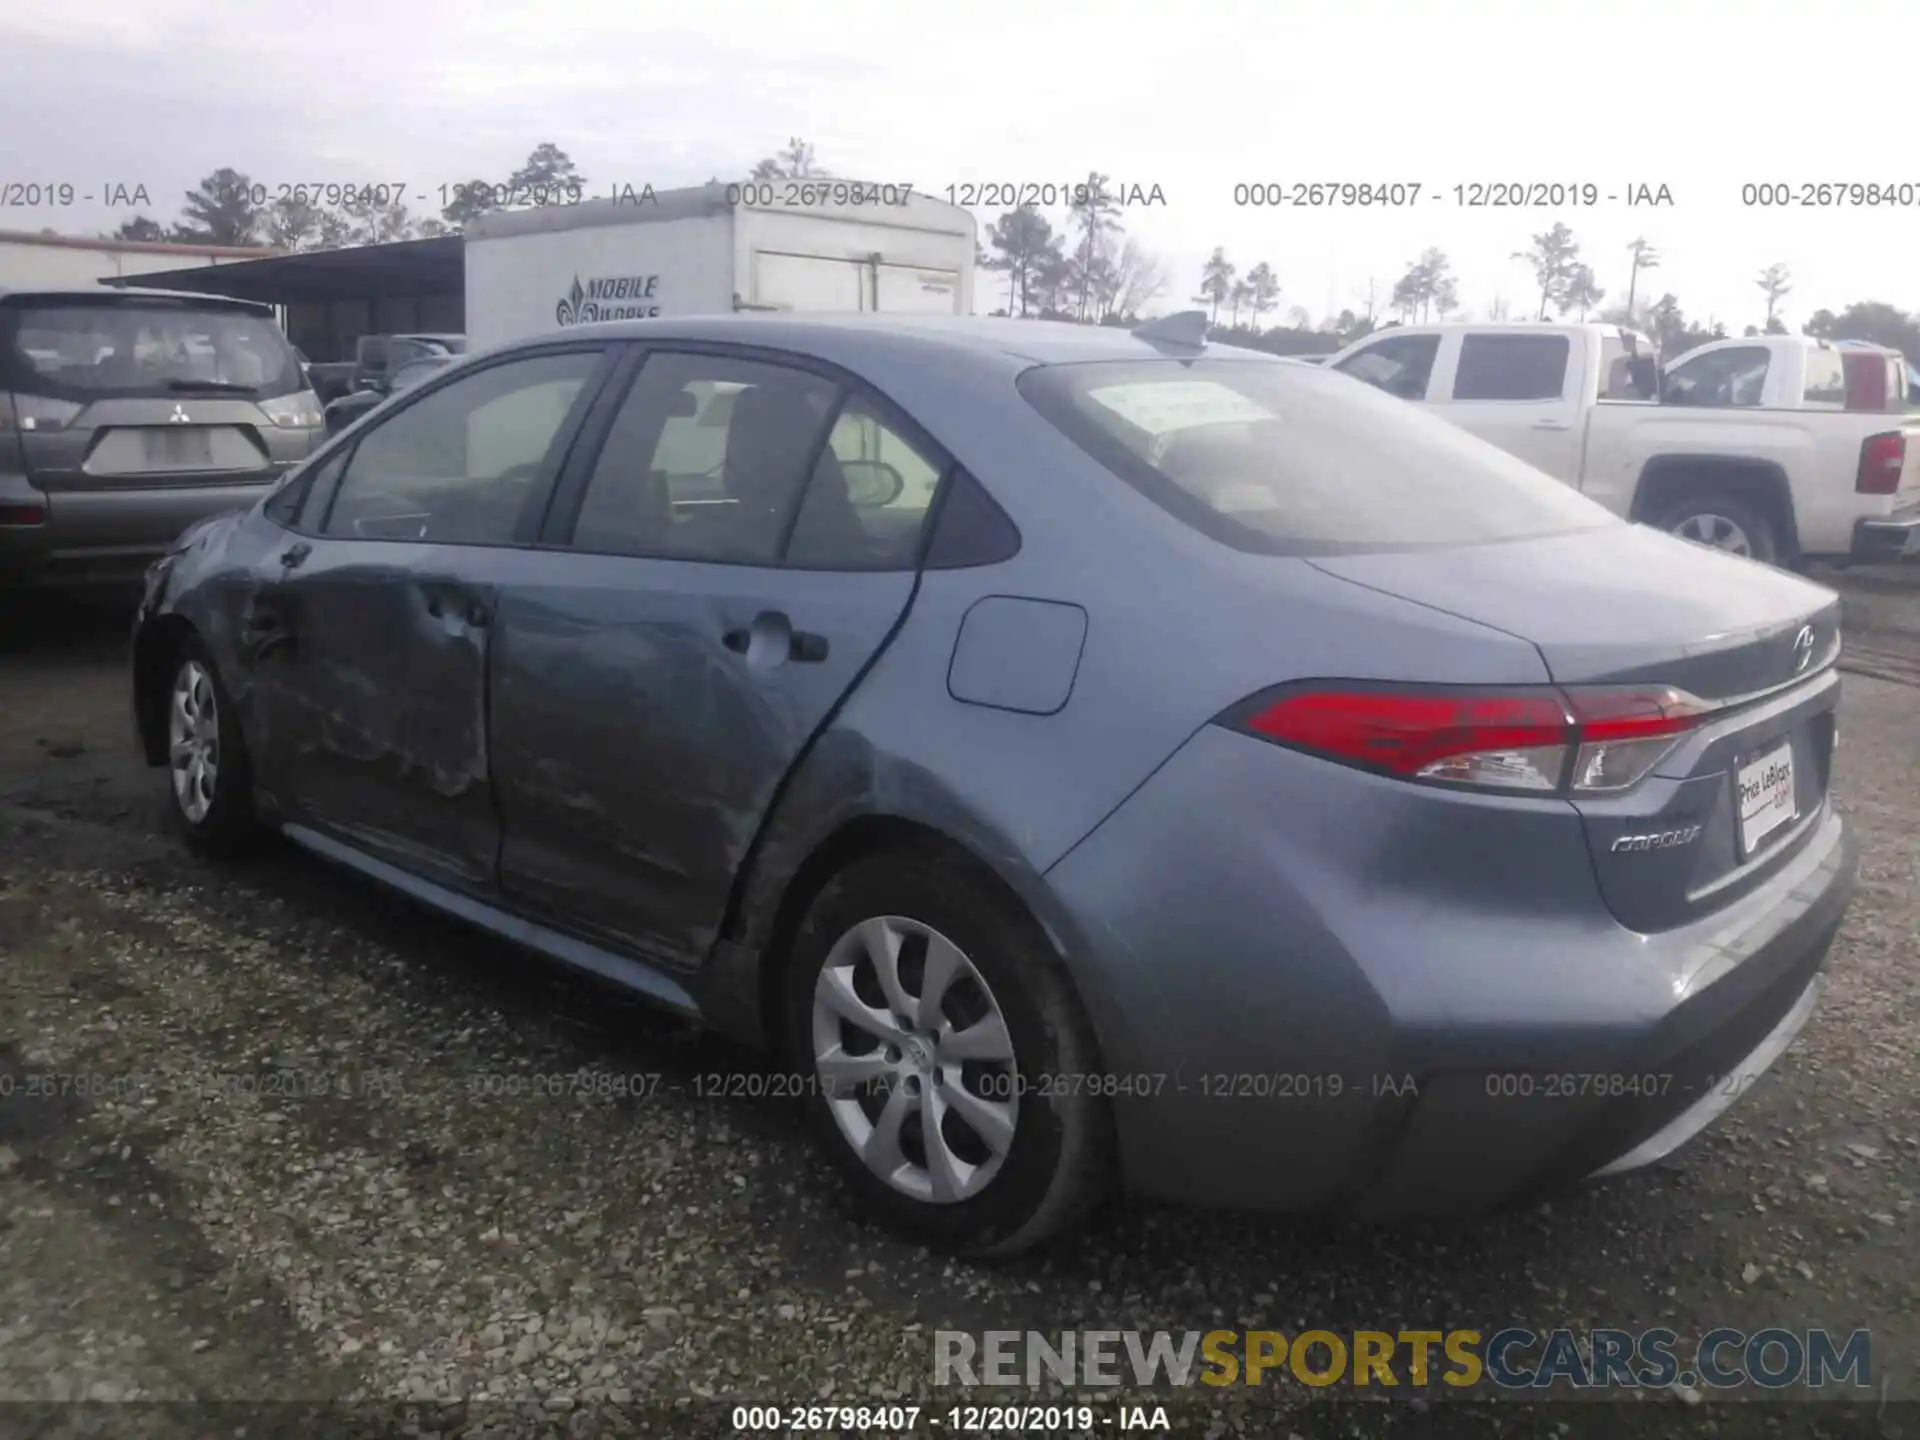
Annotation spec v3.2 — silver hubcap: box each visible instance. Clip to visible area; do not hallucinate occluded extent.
[1672,512,1754,556]
[810,916,1018,1204]
[168,660,220,824]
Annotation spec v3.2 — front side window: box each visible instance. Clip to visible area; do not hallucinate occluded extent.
[1451,334,1571,402]
[1019,358,1616,555]
[1334,333,1440,400]
[1662,346,1771,407]
[322,349,601,544]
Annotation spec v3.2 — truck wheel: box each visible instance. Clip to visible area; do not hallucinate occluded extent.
[785,849,1115,1257]
[1655,492,1780,565]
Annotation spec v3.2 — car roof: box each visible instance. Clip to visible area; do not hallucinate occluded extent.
[0,285,274,313]
[516,313,1290,373]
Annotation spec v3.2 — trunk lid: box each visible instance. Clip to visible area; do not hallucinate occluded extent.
[1309,522,1842,932]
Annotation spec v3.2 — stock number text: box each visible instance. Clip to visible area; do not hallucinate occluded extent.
[1741,182,1920,207]
[1235,181,1422,207]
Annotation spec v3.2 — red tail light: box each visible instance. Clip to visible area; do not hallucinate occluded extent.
[1841,351,1892,412]
[0,501,47,527]
[1229,684,1715,795]
[1856,432,1905,494]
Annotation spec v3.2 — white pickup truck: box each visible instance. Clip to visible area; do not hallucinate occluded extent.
[1323,323,1920,566]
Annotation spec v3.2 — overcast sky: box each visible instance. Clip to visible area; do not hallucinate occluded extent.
[4,0,1914,330]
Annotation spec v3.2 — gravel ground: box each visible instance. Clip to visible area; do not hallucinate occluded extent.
[1,579,1916,1440]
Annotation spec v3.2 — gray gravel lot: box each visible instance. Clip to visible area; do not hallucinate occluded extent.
[1,572,1916,1440]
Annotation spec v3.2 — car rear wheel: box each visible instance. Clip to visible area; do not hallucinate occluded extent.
[785,850,1114,1256]
[1656,491,1780,565]
[164,638,259,855]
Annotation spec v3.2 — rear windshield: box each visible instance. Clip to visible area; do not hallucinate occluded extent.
[1,301,305,402]
[1017,358,1619,555]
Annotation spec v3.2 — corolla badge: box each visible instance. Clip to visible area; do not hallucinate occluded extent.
[1791,624,1816,675]
[169,403,190,424]
[1610,825,1703,854]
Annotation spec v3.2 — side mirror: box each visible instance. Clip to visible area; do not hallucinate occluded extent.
[841,459,905,508]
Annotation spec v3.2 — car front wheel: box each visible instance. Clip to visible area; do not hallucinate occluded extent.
[163,638,259,854]
[786,850,1114,1257]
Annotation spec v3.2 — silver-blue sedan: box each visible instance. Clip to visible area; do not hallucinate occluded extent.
[130,312,1855,1255]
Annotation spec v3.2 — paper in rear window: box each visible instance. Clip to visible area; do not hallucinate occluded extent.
[1019,358,1620,556]
[1085,380,1276,436]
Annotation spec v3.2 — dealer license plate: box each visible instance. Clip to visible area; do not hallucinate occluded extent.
[1737,742,1796,856]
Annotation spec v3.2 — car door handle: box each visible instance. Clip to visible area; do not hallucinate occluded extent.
[722,611,822,664]
[279,542,312,568]
[425,596,490,627]
[1530,419,1572,430]
[726,629,826,662]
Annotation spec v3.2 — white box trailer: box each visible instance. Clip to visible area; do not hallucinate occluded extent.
[463,182,976,353]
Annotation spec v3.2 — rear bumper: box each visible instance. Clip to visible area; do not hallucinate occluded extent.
[1040,725,1857,1215]
[0,471,281,586]
[1851,511,1920,562]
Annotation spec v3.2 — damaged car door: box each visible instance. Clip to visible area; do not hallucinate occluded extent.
[246,347,611,891]
[486,347,944,968]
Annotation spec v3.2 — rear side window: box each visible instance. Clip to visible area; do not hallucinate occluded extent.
[787,396,945,569]
[1599,334,1660,400]
[1662,346,1771,407]
[1802,348,1847,408]
[568,352,841,564]
[1451,334,1570,401]
[1,300,305,402]
[925,469,1021,568]
[1332,334,1438,399]
[1018,359,1616,556]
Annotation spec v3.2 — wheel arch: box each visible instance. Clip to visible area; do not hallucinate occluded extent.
[132,613,200,766]
[702,796,1095,1071]
[1629,454,1801,561]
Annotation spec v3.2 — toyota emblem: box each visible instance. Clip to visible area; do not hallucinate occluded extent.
[1790,624,1816,675]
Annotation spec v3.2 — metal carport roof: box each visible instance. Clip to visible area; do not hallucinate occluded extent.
[98,236,464,303]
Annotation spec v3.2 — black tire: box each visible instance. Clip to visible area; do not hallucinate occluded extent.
[160,635,261,857]
[1652,490,1782,566]
[784,849,1115,1257]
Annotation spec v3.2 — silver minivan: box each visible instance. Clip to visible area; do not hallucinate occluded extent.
[0,288,322,587]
